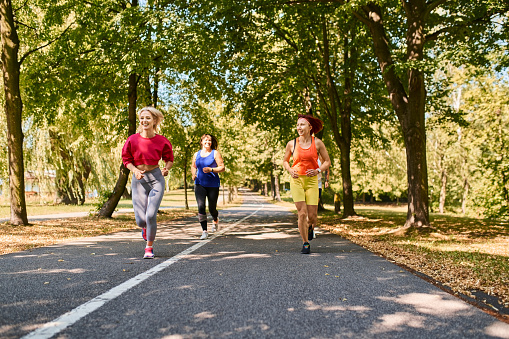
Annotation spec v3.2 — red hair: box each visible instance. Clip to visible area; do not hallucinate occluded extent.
[298,114,323,135]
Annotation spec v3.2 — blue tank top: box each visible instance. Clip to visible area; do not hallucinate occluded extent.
[195,150,220,187]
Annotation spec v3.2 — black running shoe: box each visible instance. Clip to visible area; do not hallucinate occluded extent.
[308,226,314,241]
[301,242,310,254]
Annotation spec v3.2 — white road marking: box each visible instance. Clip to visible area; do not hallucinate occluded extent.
[21,204,264,339]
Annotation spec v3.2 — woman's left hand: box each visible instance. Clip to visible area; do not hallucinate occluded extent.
[161,168,169,176]
[203,167,212,173]
[306,169,319,177]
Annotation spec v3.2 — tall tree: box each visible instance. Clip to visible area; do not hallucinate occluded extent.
[335,0,509,227]
[1,0,74,223]
[0,0,26,225]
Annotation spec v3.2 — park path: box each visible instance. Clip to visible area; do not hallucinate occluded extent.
[1,191,508,339]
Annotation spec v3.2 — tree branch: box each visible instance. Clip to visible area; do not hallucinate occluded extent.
[425,13,492,42]
[426,0,449,16]
[19,22,75,65]
[425,3,509,42]
[264,19,299,52]
[14,20,36,31]
[14,0,30,12]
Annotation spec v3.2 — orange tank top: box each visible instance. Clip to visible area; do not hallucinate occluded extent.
[292,137,319,175]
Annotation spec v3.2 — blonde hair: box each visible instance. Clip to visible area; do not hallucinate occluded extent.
[137,106,163,133]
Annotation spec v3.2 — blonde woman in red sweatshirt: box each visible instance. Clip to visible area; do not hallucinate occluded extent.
[122,107,174,259]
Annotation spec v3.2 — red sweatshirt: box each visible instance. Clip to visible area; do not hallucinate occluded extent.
[122,133,174,167]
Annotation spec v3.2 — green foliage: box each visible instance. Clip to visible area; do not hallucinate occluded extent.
[1,0,507,221]
[351,122,407,202]
[94,190,113,212]
[427,65,509,219]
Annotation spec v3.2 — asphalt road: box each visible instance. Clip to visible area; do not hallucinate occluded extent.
[1,192,508,339]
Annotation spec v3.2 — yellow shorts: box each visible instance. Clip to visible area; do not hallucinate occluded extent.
[290,175,319,205]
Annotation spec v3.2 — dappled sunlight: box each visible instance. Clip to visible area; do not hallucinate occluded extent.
[6,268,88,275]
[484,322,509,338]
[215,253,271,260]
[1,299,53,308]
[393,239,509,257]
[184,251,272,261]
[158,322,271,338]
[238,232,295,240]
[247,222,294,227]
[302,300,371,313]
[378,293,470,315]
[194,311,216,321]
[319,207,509,309]
[0,325,15,337]
[370,312,426,333]
[91,280,109,285]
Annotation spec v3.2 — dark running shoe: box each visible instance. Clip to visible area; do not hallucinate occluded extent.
[301,242,311,254]
[141,227,147,241]
[308,226,314,241]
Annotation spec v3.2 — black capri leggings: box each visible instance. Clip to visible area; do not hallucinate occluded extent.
[194,184,219,231]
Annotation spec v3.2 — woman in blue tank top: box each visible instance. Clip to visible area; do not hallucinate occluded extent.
[191,134,225,239]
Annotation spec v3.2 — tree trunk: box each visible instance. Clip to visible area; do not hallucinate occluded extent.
[317,17,356,218]
[264,182,268,196]
[439,165,447,213]
[184,151,189,209]
[273,171,281,202]
[271,175,275,199]
[461,177,469,215]
[0,0,28,225]
[362,2,430,227]
[98,72,138,217]
[153,66,160,107]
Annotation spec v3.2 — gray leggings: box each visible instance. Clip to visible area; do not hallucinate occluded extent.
[131,168,165,242]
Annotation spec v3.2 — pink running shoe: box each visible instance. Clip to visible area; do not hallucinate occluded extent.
[143,247,154,259]
[141,227,147,241]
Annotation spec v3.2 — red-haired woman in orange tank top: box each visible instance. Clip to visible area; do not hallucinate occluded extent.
[283,114,330,254]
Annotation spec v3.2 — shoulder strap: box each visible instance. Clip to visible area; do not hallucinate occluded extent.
[292,138,296,154]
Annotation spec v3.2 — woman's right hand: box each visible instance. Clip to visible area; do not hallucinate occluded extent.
[289,168,299,179]
[134,169,145,180]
